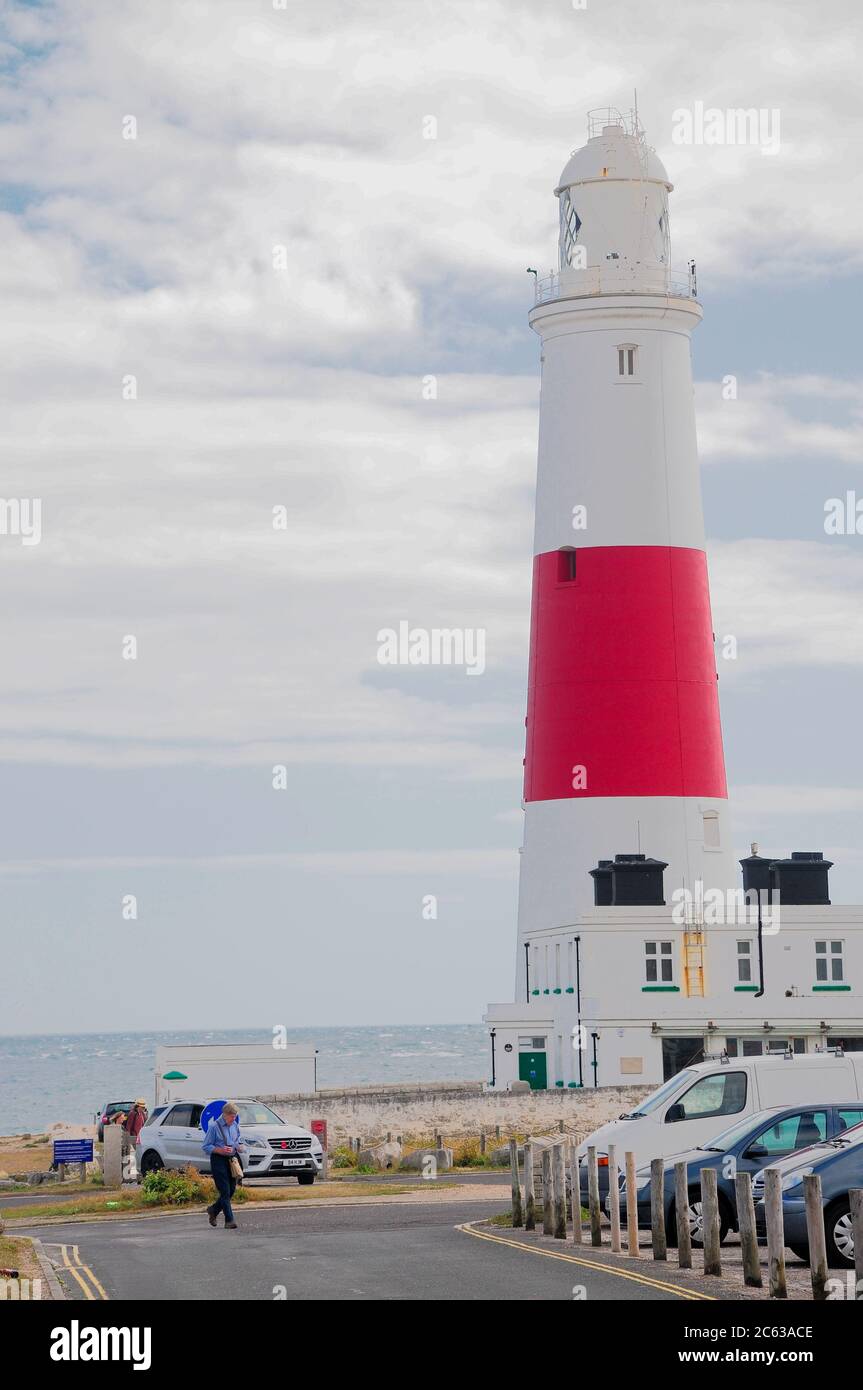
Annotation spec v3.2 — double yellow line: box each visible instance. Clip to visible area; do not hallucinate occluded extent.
[59,1244,108,1301]
[458,1221,715,1300]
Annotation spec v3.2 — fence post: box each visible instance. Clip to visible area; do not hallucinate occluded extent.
[608,1144,621,1254]
[650,1158,667,1262]
[735,1171,763,1288]
[803,1173,829,1301]
[700,1168,722,1276]
[553,1142,567,1240]
[542,1147,554,1235]
[587,1146,602,1247]
[479,1131,487,1157]
[524,1139,535,1231]
[850,1188,863,1301]
[569,1142,583,1245]
[509,1137,523,1228]
[674,1161,692,1270]
[625,1151,640,1256]
[764,1169,787,1299]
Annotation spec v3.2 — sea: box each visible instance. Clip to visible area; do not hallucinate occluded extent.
[0,1024,490,1136]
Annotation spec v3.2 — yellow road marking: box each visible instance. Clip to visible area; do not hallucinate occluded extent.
[58,1243,108,1301]
[60,1244,94,1301]
[457,1221,715,1301]
[72,1244,109,1301]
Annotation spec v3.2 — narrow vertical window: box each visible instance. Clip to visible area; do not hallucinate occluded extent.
[616,343,637,378]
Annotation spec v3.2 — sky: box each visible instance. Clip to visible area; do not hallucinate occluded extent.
[1,0,862,1035]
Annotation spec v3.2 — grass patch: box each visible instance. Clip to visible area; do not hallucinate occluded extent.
[3,1177,450,1223]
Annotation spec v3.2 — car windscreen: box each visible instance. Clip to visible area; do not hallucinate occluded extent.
[628,1071,697,1117]
[699,1110,775,1151]
[236,1102,283,1126]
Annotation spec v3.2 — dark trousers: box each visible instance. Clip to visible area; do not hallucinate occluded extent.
[210,1154,237,1222]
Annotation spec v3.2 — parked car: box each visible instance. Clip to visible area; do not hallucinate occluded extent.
[96,1100,135,1143]
[136,1099,323,1184]
[578,1050,863,1202]
[604,1102,863,1245]
[752,1119,863,1268]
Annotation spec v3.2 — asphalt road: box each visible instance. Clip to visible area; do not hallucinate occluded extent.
[27,1199,702,1301]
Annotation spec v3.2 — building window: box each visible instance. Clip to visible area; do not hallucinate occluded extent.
[617,344,637,378]
[559,191,582,267]
[816,940,844,982]
[557,548,577,582]
[703,811,720,849]
[645,940,674,984]
[736,940,752,983]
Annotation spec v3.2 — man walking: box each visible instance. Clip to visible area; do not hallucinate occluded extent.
[122,1099,148,1174]
[202,1101,245,1229]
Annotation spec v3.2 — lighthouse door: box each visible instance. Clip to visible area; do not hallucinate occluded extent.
[519,1049,548,1090]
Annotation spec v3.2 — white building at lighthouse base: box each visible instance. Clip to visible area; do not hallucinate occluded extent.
[485,892,863,1092]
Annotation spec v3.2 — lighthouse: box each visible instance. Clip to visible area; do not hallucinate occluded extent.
[514,109,735,1001]
[485,108,863,1091]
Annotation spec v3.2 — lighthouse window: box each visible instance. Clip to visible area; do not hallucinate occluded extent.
[815,940,844,983]
[736,940,753,983]
[559,191,582,268]
[645,940,674,984]
[617,344,637,378]
[703,811,720,848]
[557,548,577,582]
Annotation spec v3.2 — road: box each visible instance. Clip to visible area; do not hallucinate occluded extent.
[25,1198,711,1301]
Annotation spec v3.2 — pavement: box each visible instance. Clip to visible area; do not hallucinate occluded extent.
[23,1197,711,1302]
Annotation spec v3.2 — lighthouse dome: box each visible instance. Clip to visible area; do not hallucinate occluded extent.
[556,123,673,195]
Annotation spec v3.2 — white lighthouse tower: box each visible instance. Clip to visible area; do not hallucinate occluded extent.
[485,109,863,1092]
[515,109,735,1001]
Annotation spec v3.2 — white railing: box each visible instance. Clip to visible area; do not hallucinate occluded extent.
[534,263,697,306]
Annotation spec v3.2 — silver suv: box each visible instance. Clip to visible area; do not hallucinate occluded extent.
[136,1099,323,1184]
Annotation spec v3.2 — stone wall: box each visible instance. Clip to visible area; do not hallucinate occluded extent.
[257,1080,651,1149]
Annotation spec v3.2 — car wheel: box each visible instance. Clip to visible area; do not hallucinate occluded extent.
[297,1173,315,1186]
[787,1244,810,1263]
[685,1190,730,1247]
[825,1200,855,1270]
[140,1150,164,1176]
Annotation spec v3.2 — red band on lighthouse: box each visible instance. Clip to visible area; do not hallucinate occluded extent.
[524,546,728,802]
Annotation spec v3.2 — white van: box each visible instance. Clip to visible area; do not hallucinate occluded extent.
[578,1050,863,1180]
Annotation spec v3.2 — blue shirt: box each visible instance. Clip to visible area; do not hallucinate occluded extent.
[202,1117,245,1157]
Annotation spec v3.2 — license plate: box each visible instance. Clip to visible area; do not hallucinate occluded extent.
[275,1157,305,1167]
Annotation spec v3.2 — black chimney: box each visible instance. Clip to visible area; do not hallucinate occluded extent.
[740,851,774,902]
[608,853,667,906]
[589,859,613,906]
[770,852,833,906]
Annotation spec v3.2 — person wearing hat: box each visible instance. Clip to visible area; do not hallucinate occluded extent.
[122,1099,148,1159]
[202,1101,246,1229]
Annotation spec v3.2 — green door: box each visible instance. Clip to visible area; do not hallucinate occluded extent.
[519,1050,547,1090]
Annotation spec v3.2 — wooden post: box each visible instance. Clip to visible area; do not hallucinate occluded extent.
[764,1169,787,1299]
[495,1125,501,1140]
[625,1151,640,1256]
[524,1139,536,1231]
[542,1147,554,1235]
[674,1161,692,1270]
[479,1131,487,1156]
[553,1142,567,1240]
[587,1145,602,1247]
[558,1120,565,1134]
[803,1173,829,1301]
[509,1137,523,1229]
[569,1142,583,1245]
[700,1168,722,1276]
[608,1144,621,1253]
[650,1158,667,1261]
[850,1188,863,1301]
[735,1171,763,1288]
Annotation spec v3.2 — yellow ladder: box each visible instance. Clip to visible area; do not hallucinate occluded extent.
[684,927,705,997]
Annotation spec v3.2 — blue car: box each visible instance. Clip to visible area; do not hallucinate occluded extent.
[606,1102,863,1246]
[753,1120,863,1269]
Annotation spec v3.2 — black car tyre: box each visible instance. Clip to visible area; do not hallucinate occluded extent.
[297,1173,315,1186]
[677,1189,730,1247]
[140,1150,164,1176]
[824,1199,855,1270]
[787,1244,811,1263]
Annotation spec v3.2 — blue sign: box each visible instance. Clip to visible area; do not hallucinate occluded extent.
[200,1100,228,1133]
[54,1139,94,1164]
